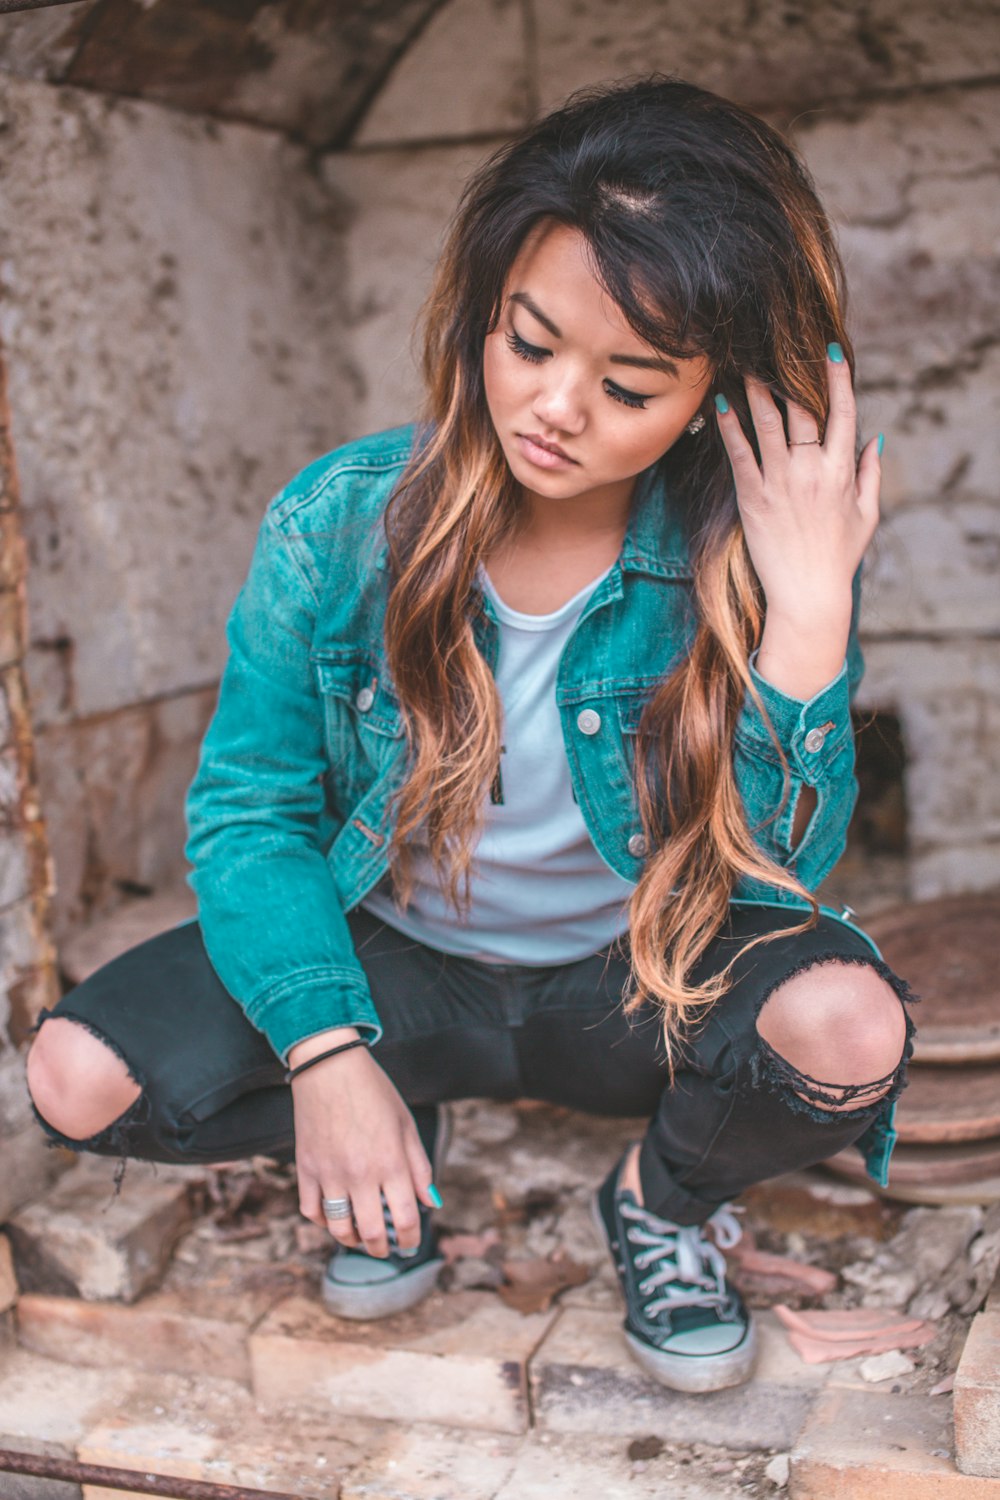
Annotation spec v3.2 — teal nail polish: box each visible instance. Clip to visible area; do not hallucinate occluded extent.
[877,432,885,457]
[428,1184,443,1209]
[714,393,730,414]
[827,341,844,364]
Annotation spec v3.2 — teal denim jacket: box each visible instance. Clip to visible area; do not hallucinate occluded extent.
[186,424,865,1066]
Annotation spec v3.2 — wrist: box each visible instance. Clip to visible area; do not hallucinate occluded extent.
[287,1026,361,1071]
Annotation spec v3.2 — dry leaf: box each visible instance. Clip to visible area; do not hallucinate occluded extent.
[497,1251,589,1314]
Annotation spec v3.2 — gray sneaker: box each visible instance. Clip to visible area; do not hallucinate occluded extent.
[322,1104,450,1321]
[593,1150,757,1392]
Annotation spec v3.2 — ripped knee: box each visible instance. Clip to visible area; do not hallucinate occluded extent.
[753,954,916,1121]
[27,1012,144,1145]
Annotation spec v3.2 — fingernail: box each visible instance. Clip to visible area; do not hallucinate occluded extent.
[713,393,729,414]
[827,341,844,364]
[877,431,885,457]
[398,1245,420,1259]
[428,1184,443,1209]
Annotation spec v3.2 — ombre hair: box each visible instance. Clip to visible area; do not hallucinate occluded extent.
[383,76,852,1055]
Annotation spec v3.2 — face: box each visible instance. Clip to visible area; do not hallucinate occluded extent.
[483,221,712,522]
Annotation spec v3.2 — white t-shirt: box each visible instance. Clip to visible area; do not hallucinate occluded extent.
[362,567,635,963]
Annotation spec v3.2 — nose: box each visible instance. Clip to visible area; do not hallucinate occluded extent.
[531,367,586,436]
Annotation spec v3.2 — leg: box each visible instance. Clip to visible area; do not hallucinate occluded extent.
[638,906,916,1225]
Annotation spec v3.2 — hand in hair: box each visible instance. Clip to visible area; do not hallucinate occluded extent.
[288,1028,435,1258]
[714,349,881,704]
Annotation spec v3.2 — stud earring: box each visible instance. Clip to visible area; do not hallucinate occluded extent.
[686,413,707,435]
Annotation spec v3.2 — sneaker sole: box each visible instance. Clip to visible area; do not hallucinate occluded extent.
[321,1103,453,1322]
[590,1191,758,1394]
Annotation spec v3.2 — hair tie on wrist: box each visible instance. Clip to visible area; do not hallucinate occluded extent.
[284,1037,369,1083]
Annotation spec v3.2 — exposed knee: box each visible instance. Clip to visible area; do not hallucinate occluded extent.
[27,1018,141,1141]
[755,960,908,1113]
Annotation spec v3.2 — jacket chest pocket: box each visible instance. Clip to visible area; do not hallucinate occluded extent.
[311,651,405,813]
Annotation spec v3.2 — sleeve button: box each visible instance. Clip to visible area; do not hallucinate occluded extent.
[803,726,827,753]
[628,833,648,857]
[577,708,602,736]
[355,686,375,713]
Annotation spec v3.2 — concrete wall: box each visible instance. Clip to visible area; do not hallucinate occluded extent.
[0,74,359,945]
[327,0,1000,901]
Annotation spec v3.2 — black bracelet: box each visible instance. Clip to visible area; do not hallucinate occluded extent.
[284,1037,369,1084]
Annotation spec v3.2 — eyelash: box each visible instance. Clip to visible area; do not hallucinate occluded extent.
[504,329,651,410]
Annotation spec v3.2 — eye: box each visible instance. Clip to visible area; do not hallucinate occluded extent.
[506,329,548,363]
[604,381,650,410]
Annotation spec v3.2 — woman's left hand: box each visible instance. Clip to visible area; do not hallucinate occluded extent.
[714,344,882,698]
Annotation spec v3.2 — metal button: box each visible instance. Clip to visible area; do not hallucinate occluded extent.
[803,726,827,753]
[628,833,648,858]
[577,708,602,736]
[355,686,375,713]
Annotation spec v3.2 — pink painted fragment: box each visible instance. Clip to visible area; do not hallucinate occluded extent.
[774,1303,937,1364]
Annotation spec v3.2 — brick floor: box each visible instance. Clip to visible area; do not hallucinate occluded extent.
[955,1310,1000,1478]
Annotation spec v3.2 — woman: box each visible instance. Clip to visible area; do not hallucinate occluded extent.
[26,76,915,1395]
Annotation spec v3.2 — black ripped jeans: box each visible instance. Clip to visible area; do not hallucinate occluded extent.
[34,901,916,1226]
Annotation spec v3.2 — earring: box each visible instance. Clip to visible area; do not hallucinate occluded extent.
[686,413,706,435]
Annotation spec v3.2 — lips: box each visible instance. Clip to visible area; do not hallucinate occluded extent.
[520,432,575,462]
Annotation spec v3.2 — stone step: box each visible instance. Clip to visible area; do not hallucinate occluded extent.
[954,1310,1000,1478]
[790,1386,1000,1497]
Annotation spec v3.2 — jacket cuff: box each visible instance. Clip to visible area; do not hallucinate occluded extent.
[245,969,384,1064]
[736,654,852,785]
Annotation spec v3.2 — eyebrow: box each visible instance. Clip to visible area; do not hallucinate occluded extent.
[509,291,681,378]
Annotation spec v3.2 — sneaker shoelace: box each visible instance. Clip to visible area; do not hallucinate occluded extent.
[621,1200,743,1319]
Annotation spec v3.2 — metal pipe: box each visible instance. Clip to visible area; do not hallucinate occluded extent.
[0,1448,311,1499]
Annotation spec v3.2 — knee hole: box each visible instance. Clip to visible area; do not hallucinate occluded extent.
[28,1019,141,1141]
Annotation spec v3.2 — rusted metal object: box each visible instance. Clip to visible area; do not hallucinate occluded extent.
[0,1447,309,1499]
[0,0,84,12]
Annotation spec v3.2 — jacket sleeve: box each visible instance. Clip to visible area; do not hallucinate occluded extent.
[185,503,382,1063]
[732,565,864,895]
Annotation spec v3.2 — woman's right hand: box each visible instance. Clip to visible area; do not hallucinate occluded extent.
[289,1028,435,1257]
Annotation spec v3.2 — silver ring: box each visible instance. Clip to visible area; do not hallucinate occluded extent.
[322,1196,353,1221]
[789,438,821,446]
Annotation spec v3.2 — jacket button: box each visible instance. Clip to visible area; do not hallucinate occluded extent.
[628,833,648,857]
[355,686,375,713]
[803,726,827,753]
[577,708,602,736]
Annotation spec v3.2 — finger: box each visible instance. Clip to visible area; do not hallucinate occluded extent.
[351,1184,390,1259]
[785,397,821,447]
[404,1130,437,1212]
[855,431,883,534]
[743,375,790,474]
[713,393,763,496]
[822,342,857,459]
[383,1175,422,1256]
[321,1190,363,1248]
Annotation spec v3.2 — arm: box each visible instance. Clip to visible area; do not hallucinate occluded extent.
[185,479,432,1255]
[716,348,879,893]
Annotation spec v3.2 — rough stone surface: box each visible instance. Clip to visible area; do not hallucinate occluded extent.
[356,0,530,146]
[6,1156,199,1304]
[0,1348,135,1446]
[791,1386,1000,1497]
[251,1285,556,1433]
[34,695,211,947]
[529,1306,826,1451]
[59,888,198,987]
[0,1120,68,1226]
[533,0,1000,118]
[955,1311,1000,1478]
[340,1424,521,1499]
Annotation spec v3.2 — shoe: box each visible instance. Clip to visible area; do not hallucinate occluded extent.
[593,1150,757,1393]
[322,1104,450,1321]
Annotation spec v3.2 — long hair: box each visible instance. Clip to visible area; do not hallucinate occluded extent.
[383,76,852,1053]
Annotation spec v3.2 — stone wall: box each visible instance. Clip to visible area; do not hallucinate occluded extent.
[327,0,1000,900]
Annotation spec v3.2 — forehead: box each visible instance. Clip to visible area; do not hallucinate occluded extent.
[504,222,641,341]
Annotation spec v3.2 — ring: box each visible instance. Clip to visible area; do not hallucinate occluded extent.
[789,438,821,446]
[322,1196,353,1221]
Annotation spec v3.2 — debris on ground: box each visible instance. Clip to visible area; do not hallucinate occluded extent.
[773,1303,937,1363]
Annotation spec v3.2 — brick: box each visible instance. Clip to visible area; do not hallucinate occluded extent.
[7,1157,198,1303]
[955,1311,1000,1478]
[493,1433,747,1500]
[0,1121,70,1225]
[250,1286,557,1434]
[340,1425,520,1499]
[0,1348,135,1446]
[16,1292,252,1385]
[791,1386,1000,1497]
[529,1306,825,1451]
[0,1231,17,1313]
[0,1433,81,1500]
[75,1368,374,1500]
